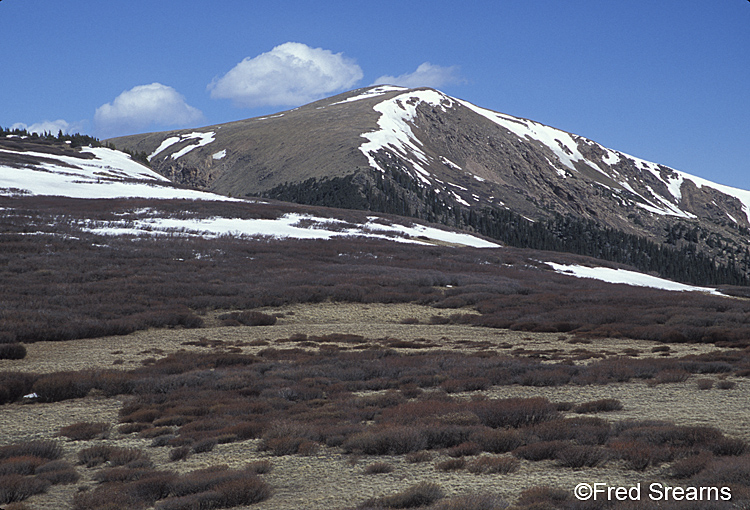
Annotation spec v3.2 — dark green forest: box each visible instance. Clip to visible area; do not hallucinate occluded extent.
[260,164,748,288]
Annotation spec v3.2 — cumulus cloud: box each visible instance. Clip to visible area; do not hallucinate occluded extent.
[208,42,363,108]
[94,83,203,138]
[12,119,73,135]
[373,62,462,89]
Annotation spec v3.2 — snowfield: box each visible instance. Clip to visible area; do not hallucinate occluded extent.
[80,213,501,248]
[546,262,722,295]
[0,146,233,201]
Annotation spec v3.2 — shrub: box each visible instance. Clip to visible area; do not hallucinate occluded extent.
[670,451,713,478]
[573,398,623,414]
[220,310,277,326]
[0,456,45,476]
[469,397,558,428]
[364,462,395,474]
[513,441,568,462]
[169,446,190,462]
[470,428,522,453]
[343,426,426,455]
[191,437,217,454]
[359,481,444,508]
[245,460,273,474]
[0,441,62,461]
[405,451,433,463]
[447,441,481,458]
[58,421,110,441]
[648,369,690,385]
[695,378,714,390]
[717,380,736,390]
[466,455,520,474]
[435,458,466,471]
[34,460,79,485]
[432,493,509,510]
[77,445,150,468]
[32,372,93,402]
[515,486,571,507]
[0,343,26,360]
[555,445,608,468]
[0,474,51,504]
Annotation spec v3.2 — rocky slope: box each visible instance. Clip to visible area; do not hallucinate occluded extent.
[108,86,750,282]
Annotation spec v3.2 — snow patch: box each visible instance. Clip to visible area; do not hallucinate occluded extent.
[81,212,500,248]
[0,146,235,201]
[170,132,216,159]
[547,262,721,295]
[359,89,454,181]
[330,85,407,105]
[213,149,227,160]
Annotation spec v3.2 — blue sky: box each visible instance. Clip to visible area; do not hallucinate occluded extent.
[2,0,748,189]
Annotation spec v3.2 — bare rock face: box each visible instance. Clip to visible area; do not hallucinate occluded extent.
[108,86,750,278]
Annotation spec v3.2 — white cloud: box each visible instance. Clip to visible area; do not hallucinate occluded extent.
[373,62,462,89]
[11,119,72,135]
[208,42,363,108]
[94,83,204,138]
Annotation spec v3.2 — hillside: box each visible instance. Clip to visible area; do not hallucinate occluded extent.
[108,86,750,285]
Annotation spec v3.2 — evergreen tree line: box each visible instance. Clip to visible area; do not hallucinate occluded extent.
[1,126,150,166]
[260,163,748,287]
[1,126,102,148]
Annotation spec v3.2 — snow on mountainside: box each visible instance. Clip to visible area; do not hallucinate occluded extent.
[0,136,498,248]
[105,86,750,283]
[0,143,229,201]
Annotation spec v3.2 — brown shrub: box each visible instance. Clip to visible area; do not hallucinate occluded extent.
[717,380,736,390]
[555,445,608,468]
[245,460,273,474]
[608,440,674,471]
[31,371,94,402]
[647,369,691,386]
[573,398,623,414]
[515,486,571,507]
[0,441,62,461]
[469,397,558,428]
[0,474,51,504]
[364,462,395,474]
[0,343,26,360]
[191,437,217,454]
[169,446,190,462]
[435,458,466,471]
[432,493,509,510]
[405,451,433,463]
[58,421,110,441]
[670,451,713,478]
[343,426,427,455]
[466,455,520,475]
[695,378,714,390]
[0,456,46,476]
[359,481,444,508]
[35,465,80,485]
[513,441,568,462]
[470,428,522,453]
[447,441,481,458]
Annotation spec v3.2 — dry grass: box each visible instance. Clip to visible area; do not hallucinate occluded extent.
[0,303,748,510]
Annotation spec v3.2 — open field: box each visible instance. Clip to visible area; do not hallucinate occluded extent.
[1,302,749,510]
[2,196,750,509]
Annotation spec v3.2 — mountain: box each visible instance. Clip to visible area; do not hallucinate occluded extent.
[106,86,750,285]
[0,130,501,249]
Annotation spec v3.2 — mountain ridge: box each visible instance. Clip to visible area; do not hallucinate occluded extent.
[107,86,750,282]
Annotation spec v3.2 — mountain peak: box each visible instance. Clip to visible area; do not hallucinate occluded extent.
[105,88,750,281]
